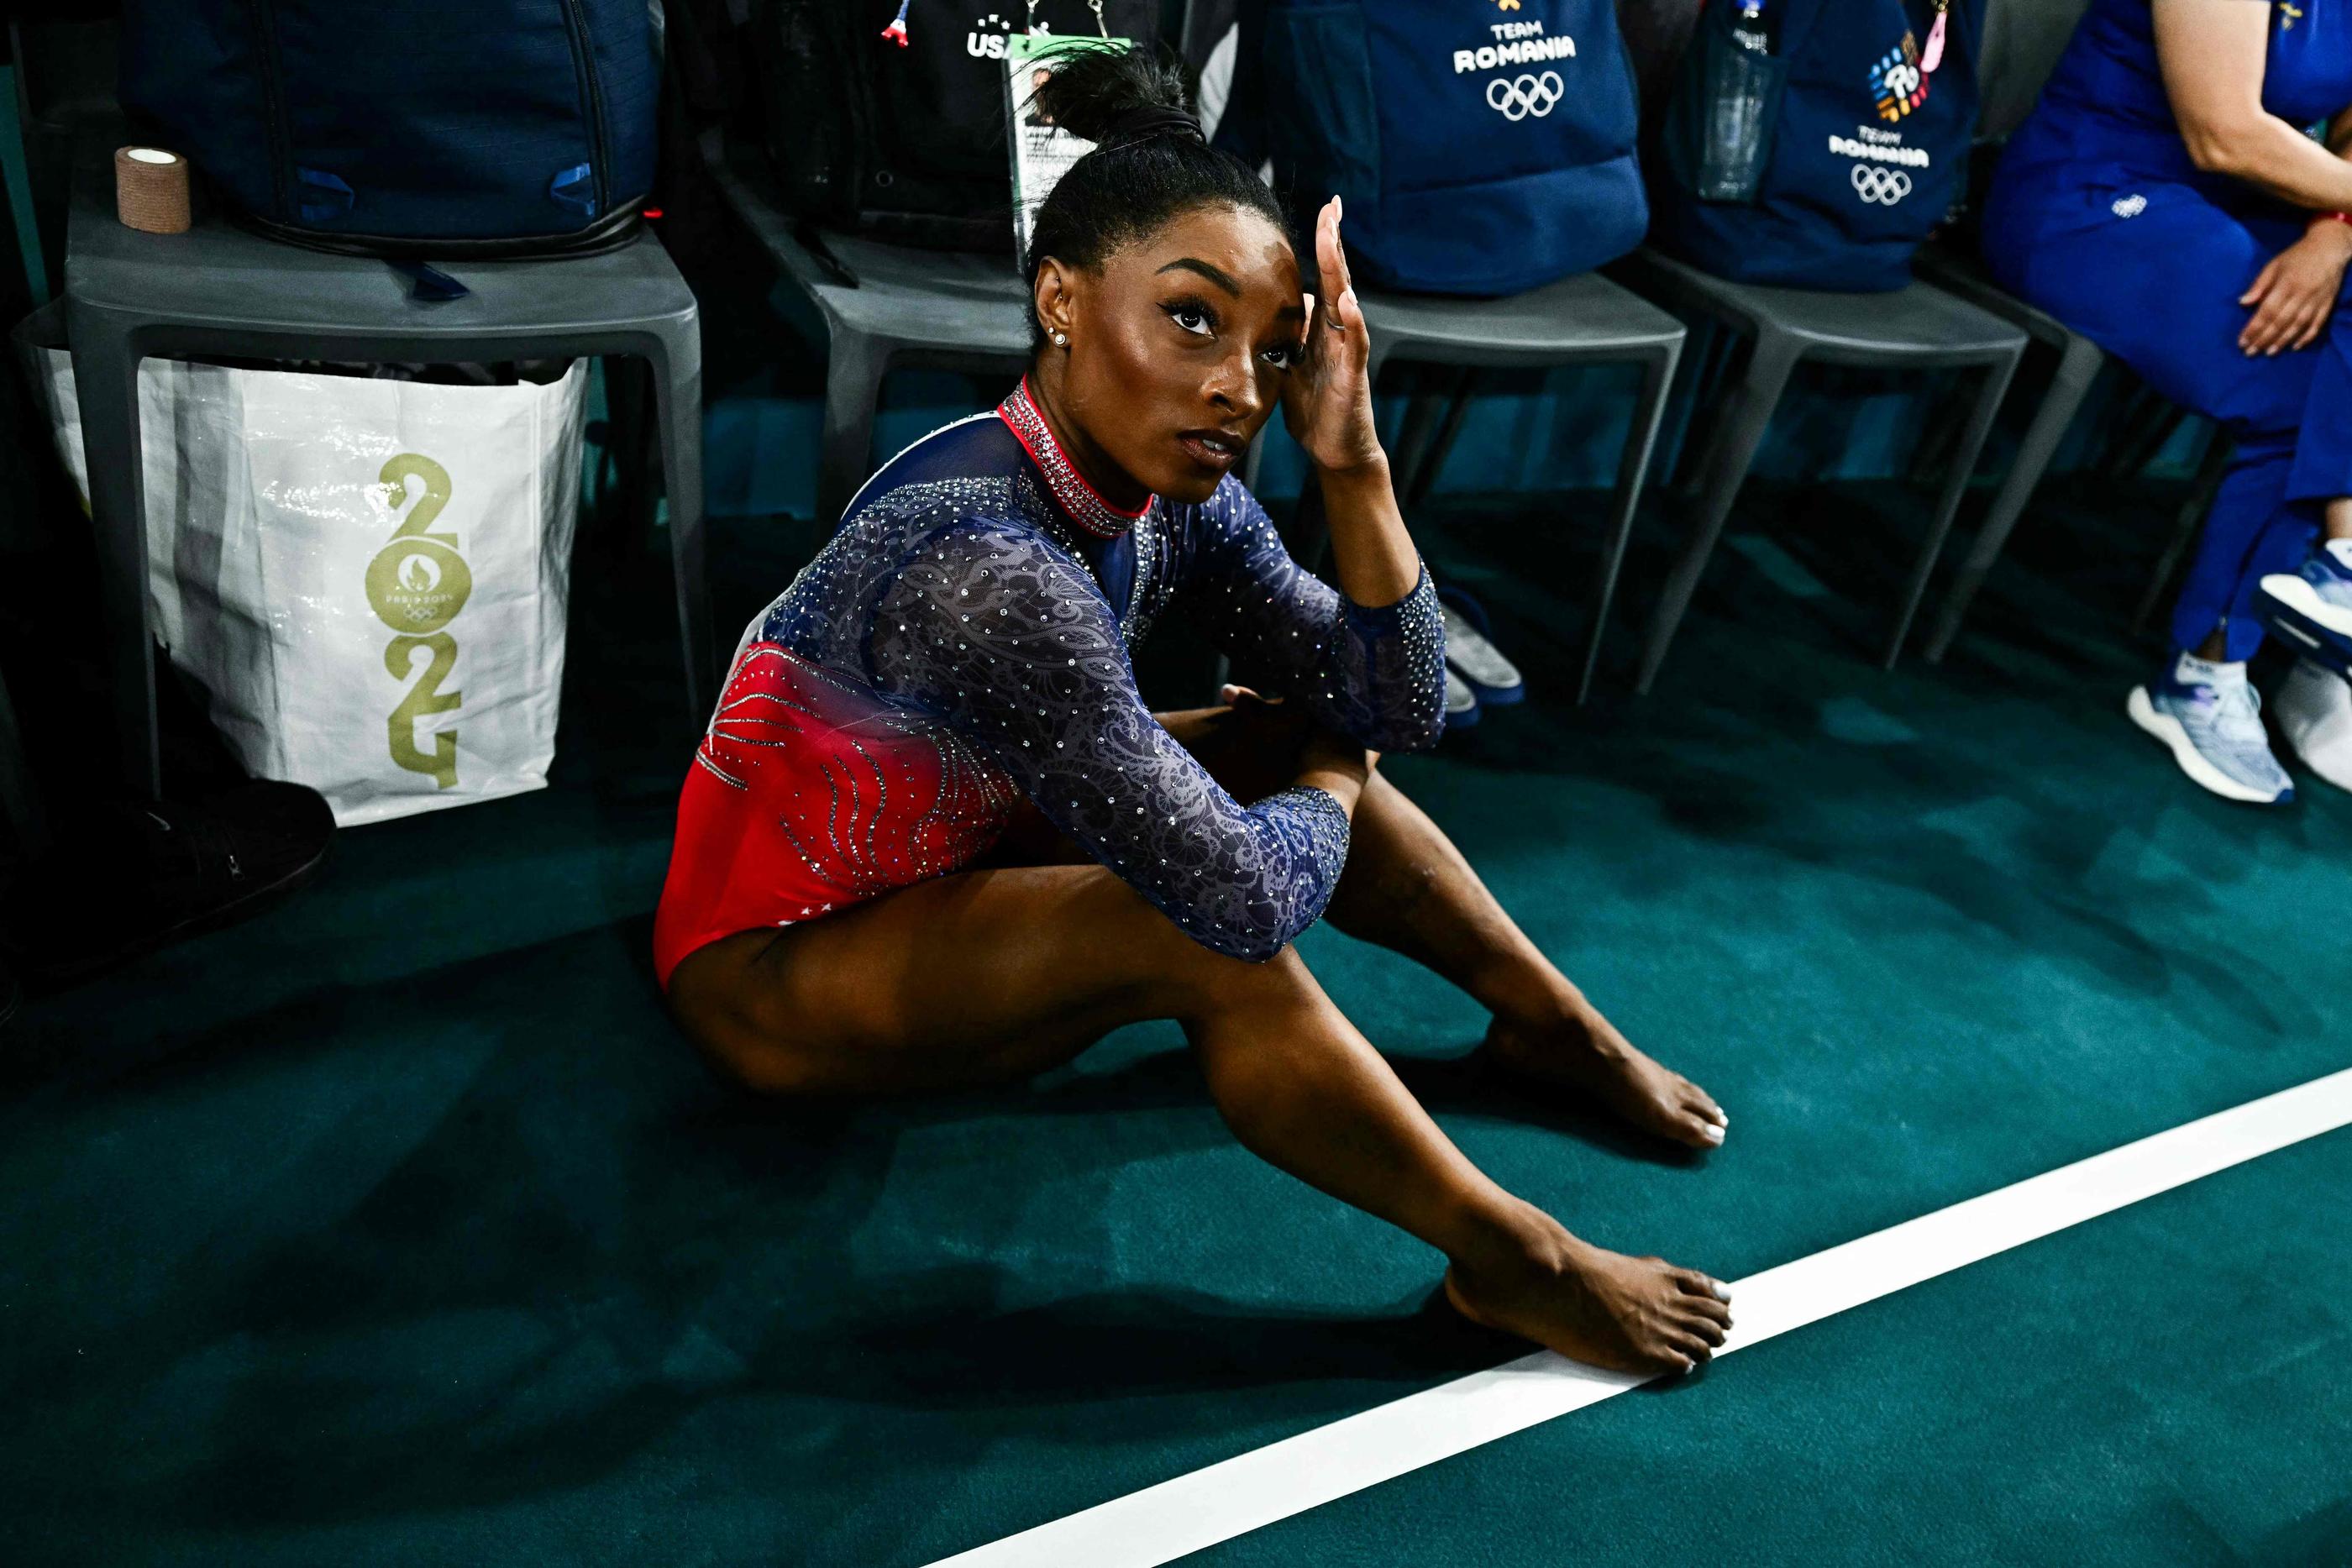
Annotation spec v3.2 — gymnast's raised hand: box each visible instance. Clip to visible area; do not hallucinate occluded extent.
[1284,196,1382,476]
[1268,196,1428,634]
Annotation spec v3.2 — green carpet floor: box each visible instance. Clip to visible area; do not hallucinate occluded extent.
[2,477,2346,1566]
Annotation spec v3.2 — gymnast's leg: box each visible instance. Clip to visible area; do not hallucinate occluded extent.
[1323,768,1728,1148]
[665,850,1730,1373]
[1172,692,1728,1149]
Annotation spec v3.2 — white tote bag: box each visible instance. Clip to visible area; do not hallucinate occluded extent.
[22,313,585,826]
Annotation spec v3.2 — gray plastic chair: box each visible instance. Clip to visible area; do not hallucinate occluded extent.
[63,146,709,799]
[705,137,1032,529]
[1291,275,1687,704]
[1912,247,2106,663]
[1617,248,2027,692]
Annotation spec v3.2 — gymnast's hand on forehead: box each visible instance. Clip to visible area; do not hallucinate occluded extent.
[1283,196,1382,476]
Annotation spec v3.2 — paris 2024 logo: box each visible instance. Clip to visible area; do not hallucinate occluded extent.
[366,454,471,789]
[1869,30,1929,123]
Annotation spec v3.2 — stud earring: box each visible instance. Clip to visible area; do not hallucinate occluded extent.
[1053,331,1069,346]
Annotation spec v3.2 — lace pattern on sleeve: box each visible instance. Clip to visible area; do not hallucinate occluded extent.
[867,517,1351,961]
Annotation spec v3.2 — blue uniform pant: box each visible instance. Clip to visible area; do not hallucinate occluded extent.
[1985,176,2352,661]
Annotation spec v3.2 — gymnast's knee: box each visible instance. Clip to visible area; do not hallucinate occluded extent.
[665,941,845,1096]
[1158,931,1316,1023]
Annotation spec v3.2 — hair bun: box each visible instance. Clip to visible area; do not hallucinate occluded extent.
[1100,104,1205,150]
[1025,39,1195,146]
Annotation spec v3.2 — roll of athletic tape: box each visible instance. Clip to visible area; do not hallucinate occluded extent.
[114,145,192,235]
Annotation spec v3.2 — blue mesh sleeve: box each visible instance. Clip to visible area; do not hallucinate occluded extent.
[867,520,1351,962]
[1168,477,1447,753]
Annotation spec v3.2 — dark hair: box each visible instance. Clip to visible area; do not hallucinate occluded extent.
[1022,44,1288,346]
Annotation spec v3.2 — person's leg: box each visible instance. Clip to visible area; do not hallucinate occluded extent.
[666,855,1732,1373]
[1998,183,2311,799]
[1992,182,2313,651]
[2260,320,2352,785]
[2170,440,2305,664]
[2250,298,2352,682]
[1167,696,1727,1148]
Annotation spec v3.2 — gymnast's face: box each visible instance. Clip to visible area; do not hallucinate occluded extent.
[1030,203,1308,508]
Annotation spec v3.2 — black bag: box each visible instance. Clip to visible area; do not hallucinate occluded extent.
[753,0,1161,254]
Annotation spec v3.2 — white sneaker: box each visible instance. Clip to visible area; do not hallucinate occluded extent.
[2277,658,2352,794]
[1438,602,1525,705]
[2126,655,2296,805]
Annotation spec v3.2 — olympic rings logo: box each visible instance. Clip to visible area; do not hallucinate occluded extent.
[1485,71,1563,121]
[1850,164,1913,205]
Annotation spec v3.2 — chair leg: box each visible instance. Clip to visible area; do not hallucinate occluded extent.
[1404,367,1476,511]
[2106,393,2190,482]
[1883,347,2023,668]
[643,323,715,716]
[1388,366,1452,504]
[2133,427,2234,636]
[68,323,163,799]
[1581,337,1681,704]
[1903,373,1975,488]
[817,331,888,530]
[1635,333,1801,695]
[1665,319,1735,502]
[1924,334,2103,663]
[620,355,661,548]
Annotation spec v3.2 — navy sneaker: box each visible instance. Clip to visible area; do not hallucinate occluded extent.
[2126,662,2294,805]
[2255,540,2352,679]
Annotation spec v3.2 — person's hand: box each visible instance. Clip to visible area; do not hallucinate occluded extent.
[1280,197,1383,474]
[2239,222,2352,355]
[1214,681,1309,753]
[1221,682,1380,781]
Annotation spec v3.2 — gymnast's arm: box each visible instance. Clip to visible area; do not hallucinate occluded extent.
[1170,475,1447,754]
[868,519,1352,962]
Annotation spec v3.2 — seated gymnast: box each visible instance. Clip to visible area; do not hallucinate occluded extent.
[654,48,1733,1377]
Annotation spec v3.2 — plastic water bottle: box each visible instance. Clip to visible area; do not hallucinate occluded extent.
[1702,0,1772,201]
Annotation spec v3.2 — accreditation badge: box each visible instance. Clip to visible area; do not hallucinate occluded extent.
[1005,32,1132,267]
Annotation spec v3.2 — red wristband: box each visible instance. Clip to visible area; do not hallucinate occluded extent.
[2311,211,2352,230]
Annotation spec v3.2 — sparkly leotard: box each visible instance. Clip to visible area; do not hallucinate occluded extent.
[650,380,1447,988]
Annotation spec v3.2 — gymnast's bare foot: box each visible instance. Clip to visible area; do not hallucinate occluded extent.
[1481,1003,1727,1151]
[1444,1206,1731,1377]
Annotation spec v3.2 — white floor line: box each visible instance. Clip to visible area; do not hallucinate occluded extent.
[926,1066,2352,1568]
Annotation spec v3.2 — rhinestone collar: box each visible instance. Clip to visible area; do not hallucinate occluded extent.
[995,376,1152,540]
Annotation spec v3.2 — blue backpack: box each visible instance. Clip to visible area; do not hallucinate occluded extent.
[1649,0,1987,291]
[118,0,658,257]
[1231,0,1646,297]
